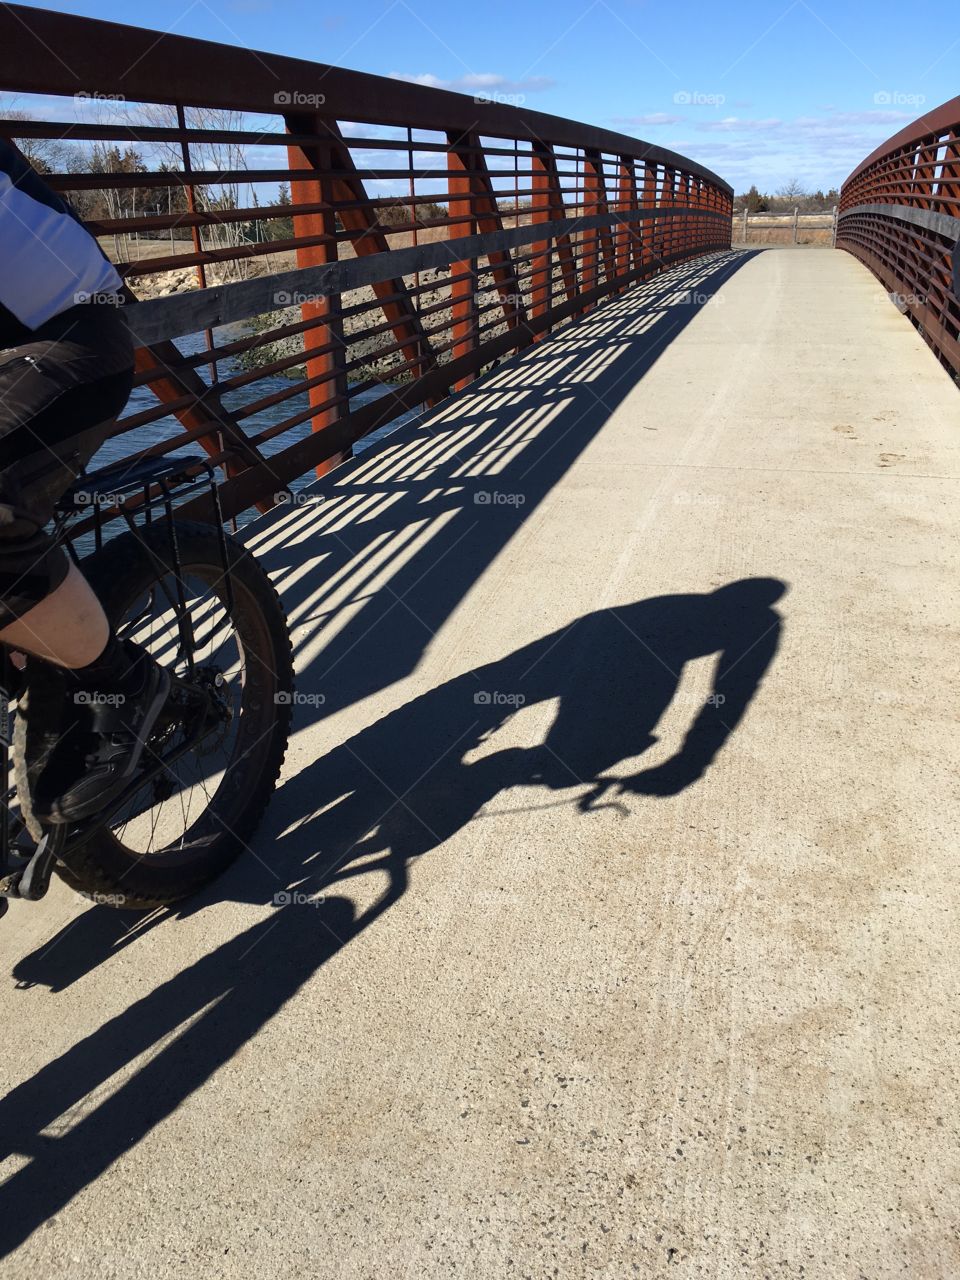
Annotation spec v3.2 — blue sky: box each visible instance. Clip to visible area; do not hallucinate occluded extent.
[10,0,959,192]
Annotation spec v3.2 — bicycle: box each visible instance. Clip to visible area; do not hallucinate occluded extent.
[0,454,294,918]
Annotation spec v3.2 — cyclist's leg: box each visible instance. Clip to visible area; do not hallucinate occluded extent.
[0,561,108,666]
[0,301,132,657]
[0,302,169,822]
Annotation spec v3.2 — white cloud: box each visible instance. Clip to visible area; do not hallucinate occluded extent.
[698,117,783,133]
[673,106,923,188]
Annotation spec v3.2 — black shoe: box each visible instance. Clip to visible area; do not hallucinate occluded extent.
[34,646,170,825]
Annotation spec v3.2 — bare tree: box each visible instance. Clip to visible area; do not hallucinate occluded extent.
[3,108,81,176]
[134,103,257,281]
[776,178,806,201]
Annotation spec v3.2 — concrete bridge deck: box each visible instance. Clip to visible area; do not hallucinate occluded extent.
[2,246,960,1277]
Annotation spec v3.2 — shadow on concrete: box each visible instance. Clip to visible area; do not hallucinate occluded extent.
[1,574,785,1256]
[1,251,775,1256]
[246,250,758,715]
[252,576,786,918]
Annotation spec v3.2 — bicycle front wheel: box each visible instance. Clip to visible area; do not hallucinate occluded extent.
[16,520,294,908]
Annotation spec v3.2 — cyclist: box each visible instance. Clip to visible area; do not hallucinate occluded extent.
[0,135,168,823]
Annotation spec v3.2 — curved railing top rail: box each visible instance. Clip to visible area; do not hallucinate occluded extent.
[0,4,731,195]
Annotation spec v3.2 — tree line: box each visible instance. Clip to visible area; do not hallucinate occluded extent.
[14,112,840,240]
[733,181,840,214]
[10,123,450,241]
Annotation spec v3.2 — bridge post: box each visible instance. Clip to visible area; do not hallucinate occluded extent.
[447,137,478,391]
[673,169,685,261]
[616,158,641,288]
[663,167,678,264]
[642,161,658,273]
[910,142,937,208]
[447,130,530,380]
[531,142,579,326]
[578,152,601,302]
[593,156,617,284]
[285,118,349,477]
[285,117,439,468]
[530,145,555,331]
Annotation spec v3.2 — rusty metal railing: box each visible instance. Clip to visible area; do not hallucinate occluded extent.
[838,97,960,380]
[0,5,733,522]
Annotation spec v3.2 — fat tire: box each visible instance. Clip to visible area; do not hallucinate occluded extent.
[15,521,293,909]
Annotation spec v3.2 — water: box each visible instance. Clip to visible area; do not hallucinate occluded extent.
[93,324,419,521]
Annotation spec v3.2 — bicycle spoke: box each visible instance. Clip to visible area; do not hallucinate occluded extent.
[104,567,246,858]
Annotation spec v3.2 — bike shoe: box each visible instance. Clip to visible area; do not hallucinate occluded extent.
[33,647,171,825]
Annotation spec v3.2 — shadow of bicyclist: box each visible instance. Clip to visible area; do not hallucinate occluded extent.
[262,576,787,901]
[0,575,785,1258]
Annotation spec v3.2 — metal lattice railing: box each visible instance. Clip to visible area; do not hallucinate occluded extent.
[838,97,960,381]
[0,5,733,523]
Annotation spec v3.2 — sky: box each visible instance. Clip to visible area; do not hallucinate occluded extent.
[8,0,959,193]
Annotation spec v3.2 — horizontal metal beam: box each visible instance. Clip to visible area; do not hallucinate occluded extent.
[838,202,960,242]
[125,206,731,345]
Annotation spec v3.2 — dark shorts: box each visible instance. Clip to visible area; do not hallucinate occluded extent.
[0,303,134,624]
